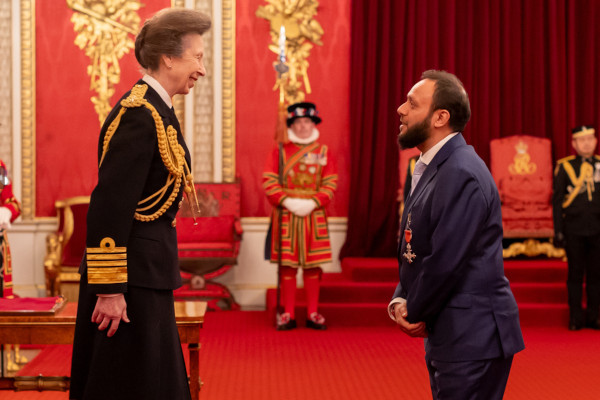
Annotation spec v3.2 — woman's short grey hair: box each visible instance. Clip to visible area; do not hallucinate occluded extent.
[135,8,211,71]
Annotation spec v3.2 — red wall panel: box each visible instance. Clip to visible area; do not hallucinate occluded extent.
[34,1,350,218]
[236,0,351,217]
[35,1,170,217]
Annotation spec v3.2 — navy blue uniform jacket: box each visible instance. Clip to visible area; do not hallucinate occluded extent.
[81,80,189,294]
[393,134,525,362]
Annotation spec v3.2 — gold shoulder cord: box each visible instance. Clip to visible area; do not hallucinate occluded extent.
[99,84,196,222]
[561,160,594,208]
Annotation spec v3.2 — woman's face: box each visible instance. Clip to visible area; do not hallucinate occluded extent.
[167,33,206,96]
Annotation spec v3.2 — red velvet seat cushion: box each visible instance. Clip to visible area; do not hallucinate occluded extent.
[177,216,236,243]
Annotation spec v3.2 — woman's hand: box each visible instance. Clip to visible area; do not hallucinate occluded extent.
[92,294,130,337]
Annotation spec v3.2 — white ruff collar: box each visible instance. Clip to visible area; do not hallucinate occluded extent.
[287,128,320,144]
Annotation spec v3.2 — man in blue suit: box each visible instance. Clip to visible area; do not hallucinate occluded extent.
[389,70,524,400]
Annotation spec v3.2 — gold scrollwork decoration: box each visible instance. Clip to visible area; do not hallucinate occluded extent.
[256,0,323,104]
[509,140,537,175]
[67,0,143,126]
[502,239,565,259]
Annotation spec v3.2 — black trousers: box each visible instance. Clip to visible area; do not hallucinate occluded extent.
[426,355,514,400]
[70,274,191,400]
[564,232,600,323]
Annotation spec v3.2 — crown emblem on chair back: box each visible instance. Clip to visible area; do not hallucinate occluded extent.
[509,140,537,175]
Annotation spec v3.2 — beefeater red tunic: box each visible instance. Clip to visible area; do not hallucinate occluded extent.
[263,141,337,268]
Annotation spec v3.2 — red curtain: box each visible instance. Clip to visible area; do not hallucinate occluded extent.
[341,0,600,258]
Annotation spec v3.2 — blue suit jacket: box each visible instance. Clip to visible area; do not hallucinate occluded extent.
[393,134,524,362]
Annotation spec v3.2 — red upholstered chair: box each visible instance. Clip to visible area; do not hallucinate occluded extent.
[44,196,90,301]
[174,182,242,310]
[490,136,564,258]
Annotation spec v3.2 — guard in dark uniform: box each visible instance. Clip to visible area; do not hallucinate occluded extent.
[552,125,600,330]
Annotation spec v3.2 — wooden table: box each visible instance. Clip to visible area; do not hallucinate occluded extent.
[0,301,206,400]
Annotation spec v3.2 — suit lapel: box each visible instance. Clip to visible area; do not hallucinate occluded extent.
[400,134,468,231]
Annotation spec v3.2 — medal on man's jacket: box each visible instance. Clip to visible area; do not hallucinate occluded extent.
[403,213,416,263]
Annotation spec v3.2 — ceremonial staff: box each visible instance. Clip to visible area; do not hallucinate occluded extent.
[274,25,289,322]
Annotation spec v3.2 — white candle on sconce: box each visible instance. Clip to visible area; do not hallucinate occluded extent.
[279,25,286,53]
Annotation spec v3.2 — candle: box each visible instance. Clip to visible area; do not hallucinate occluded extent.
[279,25,286,54]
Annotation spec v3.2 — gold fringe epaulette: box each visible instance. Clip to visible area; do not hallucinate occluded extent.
[554,155,576,176]
[557,155,576,164]
[98,84,199,223]
[87,237,127,285]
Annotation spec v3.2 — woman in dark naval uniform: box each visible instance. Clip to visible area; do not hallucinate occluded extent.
[70,8,210,400]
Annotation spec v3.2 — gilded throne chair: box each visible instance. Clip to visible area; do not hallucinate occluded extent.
[44,196,90,301]
[490,136,564,258]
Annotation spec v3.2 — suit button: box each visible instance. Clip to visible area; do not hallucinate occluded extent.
[171,218,177,227]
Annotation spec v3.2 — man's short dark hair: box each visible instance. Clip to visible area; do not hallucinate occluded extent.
[421,70,471,132]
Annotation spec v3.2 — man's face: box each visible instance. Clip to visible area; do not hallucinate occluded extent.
[572,134,598,158]
[290,117,315,139]
[397,79,435,149]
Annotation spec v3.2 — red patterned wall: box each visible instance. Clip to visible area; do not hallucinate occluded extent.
[34,1,350,218]
[236,0,351,217]
[35,1,170,217]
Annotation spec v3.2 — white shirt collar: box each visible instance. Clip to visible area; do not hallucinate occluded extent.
[418,132,460,165]
[142,74,172,108]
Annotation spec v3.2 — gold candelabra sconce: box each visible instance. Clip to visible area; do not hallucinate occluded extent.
[256,0,324,105]
[67,0,143,126]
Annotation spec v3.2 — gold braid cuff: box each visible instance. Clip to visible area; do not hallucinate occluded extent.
[87,237,127,285]
[99,84,196,222]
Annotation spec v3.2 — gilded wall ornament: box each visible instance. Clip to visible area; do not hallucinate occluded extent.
[256,0,323,104]
[67,0,142,125]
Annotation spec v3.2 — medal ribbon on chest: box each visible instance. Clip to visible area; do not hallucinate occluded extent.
[403,213,416,263]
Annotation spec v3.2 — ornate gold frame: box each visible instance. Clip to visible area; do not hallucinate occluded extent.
[20,0,36,221]
[19,0,236,219]
[221,0,236,183]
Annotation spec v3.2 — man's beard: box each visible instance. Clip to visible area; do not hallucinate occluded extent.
[397,114,432,149]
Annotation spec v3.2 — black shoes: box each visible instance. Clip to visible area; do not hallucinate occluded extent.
[569,321,583,331]
[276,312,327,330]
[585,319,600,330]
[276,313,297,331]
[306,312,327,330]
[568,313,599,330]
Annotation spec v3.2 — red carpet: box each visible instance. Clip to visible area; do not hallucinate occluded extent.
[266,257,570,327]
[4,311,600,400]
[3,258,587,399]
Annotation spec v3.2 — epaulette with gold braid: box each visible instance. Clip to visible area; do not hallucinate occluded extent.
[557,155,576,164]
[121,84,148,108]
[555,155,575,176]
